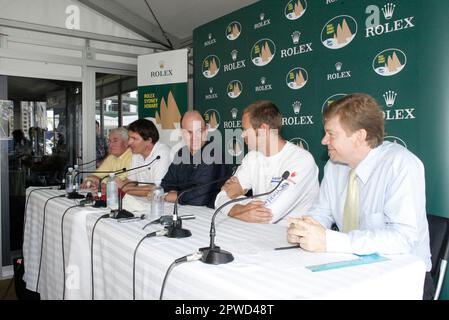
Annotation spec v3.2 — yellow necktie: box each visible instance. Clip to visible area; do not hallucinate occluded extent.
[343,169,359,233]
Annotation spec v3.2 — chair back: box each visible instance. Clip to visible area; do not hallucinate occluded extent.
[427,214,449,299]
[428,214,449,276]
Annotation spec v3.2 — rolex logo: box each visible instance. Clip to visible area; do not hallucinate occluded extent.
[291,31,301,44]
[335,62,342,71]
[209,87,214,94]
[260,77,266,85]
[382,3,396,20]
[208,33,212,40]
[292,101,302,114]
[231,108,238,120]
[260,13,265,21]
[383,90,397,107]
[158,60,165,69]
[231,49,238,61]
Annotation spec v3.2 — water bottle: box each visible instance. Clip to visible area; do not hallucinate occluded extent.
[106,173,118,211]
[65,167,73,193]
[73,164,80,191]
[150,180,164,220]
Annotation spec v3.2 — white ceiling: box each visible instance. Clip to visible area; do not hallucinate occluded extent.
[117,0,259,39]
[78,0,260,48]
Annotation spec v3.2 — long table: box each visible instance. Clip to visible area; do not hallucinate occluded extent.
[23,187,426,300]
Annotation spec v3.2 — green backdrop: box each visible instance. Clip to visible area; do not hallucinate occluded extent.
[193,0,449,299]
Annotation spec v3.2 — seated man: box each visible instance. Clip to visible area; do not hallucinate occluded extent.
[286,93,433,299]
[118,119,171,196]
[214,100,319,224]
[161,110,226,208]
[81,127,132,191]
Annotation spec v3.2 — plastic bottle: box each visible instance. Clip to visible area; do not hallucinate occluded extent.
[65,167,73,193]
[73,164,80,191]
[150,180,164,220]
[106,173,118,211]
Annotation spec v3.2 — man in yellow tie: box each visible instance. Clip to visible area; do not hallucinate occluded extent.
[286,93,433,299]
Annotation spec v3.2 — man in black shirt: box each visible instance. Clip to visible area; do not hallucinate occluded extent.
[162,110,226,208]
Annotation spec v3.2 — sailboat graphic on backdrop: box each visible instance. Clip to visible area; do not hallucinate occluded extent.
[202,55,220,78]
[321,16,357,49]
[373,49,407,76]
[155,91,181,129]
[252,39,276,66]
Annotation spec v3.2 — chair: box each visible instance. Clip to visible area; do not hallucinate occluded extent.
[427,214,449,300]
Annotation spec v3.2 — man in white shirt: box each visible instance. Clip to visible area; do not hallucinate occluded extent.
[287,93,433,299]
[117,118,170,197]
[214,100,319,224]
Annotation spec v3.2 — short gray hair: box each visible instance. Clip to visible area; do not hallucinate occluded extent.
[109,127,128,141]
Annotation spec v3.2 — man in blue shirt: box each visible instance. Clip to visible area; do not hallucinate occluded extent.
[287,93,433,299]
[162,111,226,208]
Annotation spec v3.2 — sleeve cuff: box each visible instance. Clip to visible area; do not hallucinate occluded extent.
[325,229,351,253]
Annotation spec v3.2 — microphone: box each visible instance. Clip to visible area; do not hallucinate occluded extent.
[165,174,232,239]
[199,170,290,265]
[77,157,99,168]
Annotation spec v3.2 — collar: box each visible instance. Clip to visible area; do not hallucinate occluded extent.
[354,142,383,184]
[118,148,132,160]
[144,141,159,161]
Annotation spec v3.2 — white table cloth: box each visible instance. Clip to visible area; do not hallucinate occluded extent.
[23,188,426,300]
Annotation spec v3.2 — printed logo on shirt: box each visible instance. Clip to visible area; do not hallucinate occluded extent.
[272,174,297,185]
[287,172,298,184]
[271,176,282,183]
[264,181,290,206]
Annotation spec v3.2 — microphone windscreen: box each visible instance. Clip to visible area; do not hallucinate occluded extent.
[282,171,290,180]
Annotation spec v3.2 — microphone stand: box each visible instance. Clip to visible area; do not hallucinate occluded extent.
[93,168,127,207]
[166,175,232,239]
[77,157,99,168]
[199,171,290,265]
[111,180,139,219]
